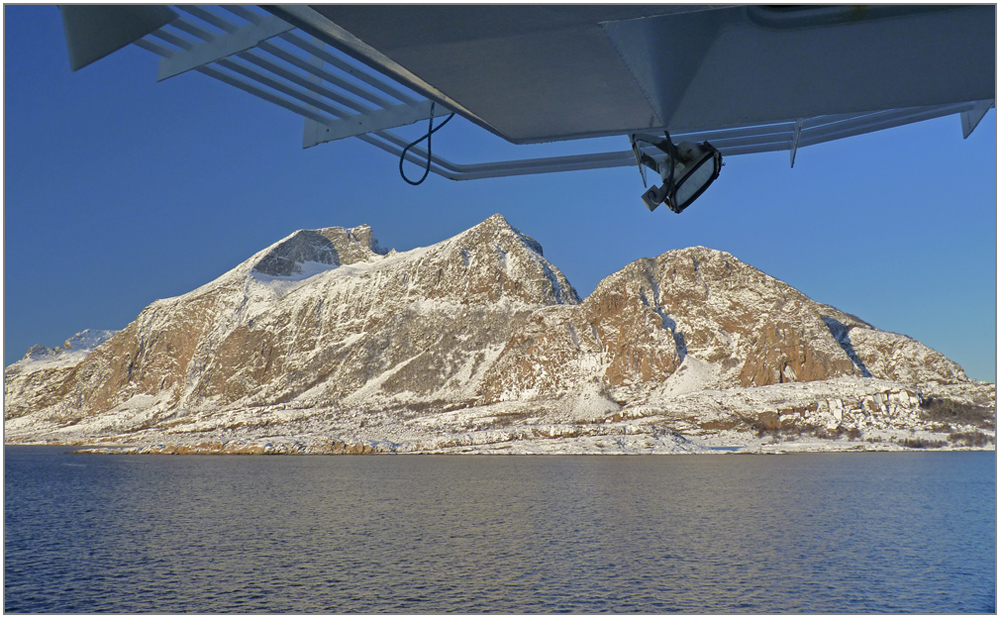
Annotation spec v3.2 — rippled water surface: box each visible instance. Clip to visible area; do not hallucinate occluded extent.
[5,448,995,613]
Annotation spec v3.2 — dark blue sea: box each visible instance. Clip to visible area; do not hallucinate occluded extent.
[4,447,996,613]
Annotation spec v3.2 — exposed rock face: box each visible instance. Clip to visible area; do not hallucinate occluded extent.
[4,215,990,452]
[3,329,117,421]
[251,225,388,276]
[479,246,968,405]
[5,215,578,423]
[252,230,340,276]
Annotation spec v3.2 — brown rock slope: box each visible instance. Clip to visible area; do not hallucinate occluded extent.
[480,246,967,405]
[5,215,579,426]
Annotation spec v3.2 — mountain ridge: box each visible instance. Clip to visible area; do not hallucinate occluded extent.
[5,214,993,454]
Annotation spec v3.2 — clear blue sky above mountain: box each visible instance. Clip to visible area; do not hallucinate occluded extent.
[4,6,997,381]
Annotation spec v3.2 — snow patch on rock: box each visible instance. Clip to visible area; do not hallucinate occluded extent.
[9,329,118,372]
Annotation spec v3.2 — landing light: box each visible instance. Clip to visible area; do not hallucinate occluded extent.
[631,132,723,213]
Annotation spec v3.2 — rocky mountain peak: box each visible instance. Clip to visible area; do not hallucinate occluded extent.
[251,230,340,277]
[316,224,388,263]
[251,225,388,278]
[419,214,579,306]
[461,213,546,256]
[16,329,117,364]
[481,243,972,400]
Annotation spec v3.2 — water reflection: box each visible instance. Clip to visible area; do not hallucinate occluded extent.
[5,449,996,613]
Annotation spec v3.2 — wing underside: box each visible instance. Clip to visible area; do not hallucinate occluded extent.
[63,4,995,179]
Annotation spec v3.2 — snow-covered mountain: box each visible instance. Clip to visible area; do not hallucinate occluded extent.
[5,214,994,454]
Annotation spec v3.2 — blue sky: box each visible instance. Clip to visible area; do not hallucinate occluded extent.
[4,5,997,381]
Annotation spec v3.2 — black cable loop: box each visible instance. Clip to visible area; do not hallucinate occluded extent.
[399,102,455,185]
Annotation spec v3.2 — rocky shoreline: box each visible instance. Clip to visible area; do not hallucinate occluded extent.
[9,375,992,456]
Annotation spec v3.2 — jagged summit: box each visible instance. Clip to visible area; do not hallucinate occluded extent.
[252,230,341,277]
[457,213,547,257]
[316,224,388,262]
[250,224,388,278]
[16,329,117,366]
[244,215,555,292]
[417,213,579,306]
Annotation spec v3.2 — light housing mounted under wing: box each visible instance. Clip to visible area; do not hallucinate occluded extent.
[632,133,723,213]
